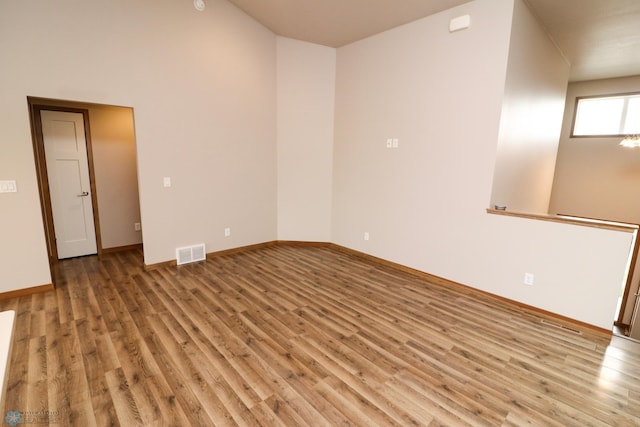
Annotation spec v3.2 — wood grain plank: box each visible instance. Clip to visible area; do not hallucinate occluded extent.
[2,245,640,426]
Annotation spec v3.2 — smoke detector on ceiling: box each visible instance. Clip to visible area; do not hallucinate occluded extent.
[194,0,205,12]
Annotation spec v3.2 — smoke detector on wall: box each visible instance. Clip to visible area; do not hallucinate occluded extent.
[194,0,205,12]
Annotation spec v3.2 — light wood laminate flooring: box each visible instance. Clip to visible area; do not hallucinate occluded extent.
[1,245,640,426]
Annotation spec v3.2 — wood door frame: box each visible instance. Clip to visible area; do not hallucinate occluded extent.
[617,228,640,328]
[28,97,103,269]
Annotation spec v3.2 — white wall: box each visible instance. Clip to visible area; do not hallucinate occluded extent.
[89,105,142,249]
[0,0,277,288]
[490,0,569,212]
[550,75,640,324]
[276,38,335,241]
[333,0,513,266]
[332,0,632,329]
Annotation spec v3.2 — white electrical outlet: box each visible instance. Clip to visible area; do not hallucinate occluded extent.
[524,273,534,286]
[224,227,231,237]
[134,223,141,232]
[364,232,370,241]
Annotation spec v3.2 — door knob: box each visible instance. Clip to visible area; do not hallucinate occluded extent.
[78,191,89,197]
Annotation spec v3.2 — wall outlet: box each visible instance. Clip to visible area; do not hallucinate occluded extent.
[524,273,534,286]
[224,227,231,237]
[364,232,370,241]
[134,222,141,232]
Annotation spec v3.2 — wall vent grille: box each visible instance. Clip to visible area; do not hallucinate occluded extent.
[176,243,206,265]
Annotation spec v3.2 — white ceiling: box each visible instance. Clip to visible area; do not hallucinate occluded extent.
[225,0,640,82]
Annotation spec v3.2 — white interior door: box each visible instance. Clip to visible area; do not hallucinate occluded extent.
[41,110,97,259]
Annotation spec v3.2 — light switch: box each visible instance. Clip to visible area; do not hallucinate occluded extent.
[163,177,171,188]
[0,180,17,193]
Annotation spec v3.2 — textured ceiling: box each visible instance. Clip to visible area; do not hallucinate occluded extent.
[225,0,640,82]
[525,0,640,82]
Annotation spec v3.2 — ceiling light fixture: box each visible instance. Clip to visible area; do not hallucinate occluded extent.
[194,0,205,12]
[620,134,640,148]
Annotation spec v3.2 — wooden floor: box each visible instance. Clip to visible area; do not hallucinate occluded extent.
[1,245,640,426]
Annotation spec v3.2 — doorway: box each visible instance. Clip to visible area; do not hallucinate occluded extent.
[28,97,143,272]
[41,109,99,259]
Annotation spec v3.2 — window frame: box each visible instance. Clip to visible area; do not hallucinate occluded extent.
[570,91,640,138]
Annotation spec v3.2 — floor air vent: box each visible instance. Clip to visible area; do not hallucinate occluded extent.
[176,244,206,265]
[540,319,582,335]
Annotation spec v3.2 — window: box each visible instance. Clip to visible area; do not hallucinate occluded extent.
[572,93,640,137]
